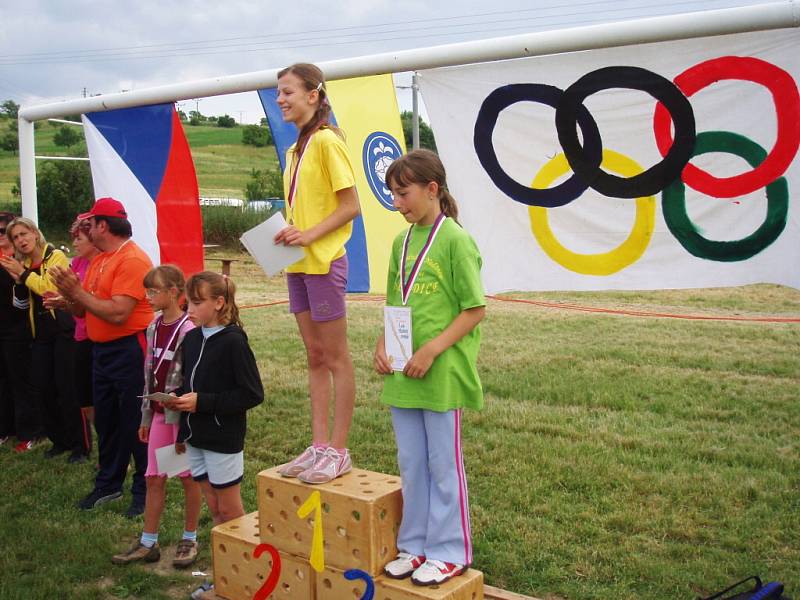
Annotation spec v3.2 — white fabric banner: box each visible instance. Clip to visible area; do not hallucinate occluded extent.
[419,28,800,293]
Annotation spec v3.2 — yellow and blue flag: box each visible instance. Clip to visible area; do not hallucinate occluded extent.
[258,74,407,292]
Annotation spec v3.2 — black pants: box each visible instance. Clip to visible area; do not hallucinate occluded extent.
[31,334,82,451]
[73,339,94,454]
[0,324,35,440]
[92,333,148,504]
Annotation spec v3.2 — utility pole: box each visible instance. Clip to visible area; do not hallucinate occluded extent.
[82,87,87,98]
[411,72,420,150]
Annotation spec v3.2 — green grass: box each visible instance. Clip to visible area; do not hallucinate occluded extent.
[0,253,798,600]
[0,119,277,202]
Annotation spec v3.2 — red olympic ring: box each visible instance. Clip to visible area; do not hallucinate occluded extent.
[653,56,800,198]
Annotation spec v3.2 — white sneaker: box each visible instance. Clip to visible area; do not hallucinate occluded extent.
[384,552,426,579]
[411,559,467,586]
[297,447,352,484]
[278,446,319,478]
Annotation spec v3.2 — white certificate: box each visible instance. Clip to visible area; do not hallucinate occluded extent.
[155,444,191,478]
[240,212,305,277]
[384,306,412,372]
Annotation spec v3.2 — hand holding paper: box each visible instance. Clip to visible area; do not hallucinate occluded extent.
[384,306,412,372]
[240,212,304,277]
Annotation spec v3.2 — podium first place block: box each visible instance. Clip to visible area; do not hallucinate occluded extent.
[257,466,403,575]
[211,512,315,600]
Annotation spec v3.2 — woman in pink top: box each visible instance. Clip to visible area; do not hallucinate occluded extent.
[69,218,100,461]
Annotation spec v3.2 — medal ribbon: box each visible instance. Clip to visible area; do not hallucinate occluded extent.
[286,135,314,221]
[400,212,446,305]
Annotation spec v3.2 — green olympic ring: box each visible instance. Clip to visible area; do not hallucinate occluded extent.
[662,131,789,262]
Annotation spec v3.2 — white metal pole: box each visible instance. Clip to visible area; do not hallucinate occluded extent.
[17,118,37,223]
[17,2,799,123]
[412,73,420,150]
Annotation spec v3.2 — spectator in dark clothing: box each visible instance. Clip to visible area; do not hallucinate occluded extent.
[0,218,83,461]
[0,212,35,451]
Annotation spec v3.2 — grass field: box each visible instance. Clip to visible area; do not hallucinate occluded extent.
[0,118,277,201]
[0,250,797,600]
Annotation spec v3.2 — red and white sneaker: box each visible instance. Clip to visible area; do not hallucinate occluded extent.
[297,447,352,484]
[14,439,37,453]
[278,446,319,478]
[411,559,467,586]
[383,552,426,579]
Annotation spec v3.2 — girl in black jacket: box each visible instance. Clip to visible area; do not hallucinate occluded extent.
[169,272,263,526]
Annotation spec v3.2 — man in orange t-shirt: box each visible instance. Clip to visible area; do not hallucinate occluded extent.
[51,197,154,518]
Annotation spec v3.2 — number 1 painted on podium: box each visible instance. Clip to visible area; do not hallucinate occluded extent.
[297,490,325,572]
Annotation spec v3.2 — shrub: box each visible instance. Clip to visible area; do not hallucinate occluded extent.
[244,167,283,201]
[217,114,236,128]
[201,205,270,246]
[242,124,272,148]
[36,159,94,234]
[53,126,82,147]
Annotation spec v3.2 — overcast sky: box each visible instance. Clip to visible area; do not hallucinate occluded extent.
[1,0,772,123]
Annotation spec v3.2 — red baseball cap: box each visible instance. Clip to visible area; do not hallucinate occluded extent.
[77,197,128,221]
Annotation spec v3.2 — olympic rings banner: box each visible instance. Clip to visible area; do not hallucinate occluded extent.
[418,29,800,293]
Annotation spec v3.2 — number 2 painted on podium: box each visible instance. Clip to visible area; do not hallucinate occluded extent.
[251,543,281,600]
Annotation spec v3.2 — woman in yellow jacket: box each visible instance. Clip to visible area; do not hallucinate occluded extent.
[0,218,83,460]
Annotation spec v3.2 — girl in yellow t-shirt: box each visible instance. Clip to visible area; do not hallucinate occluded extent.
[273,63,361,484]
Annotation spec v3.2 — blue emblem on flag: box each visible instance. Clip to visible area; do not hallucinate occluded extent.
[362,131,403,210]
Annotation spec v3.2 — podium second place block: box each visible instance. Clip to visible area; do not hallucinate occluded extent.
[211,511,314,600]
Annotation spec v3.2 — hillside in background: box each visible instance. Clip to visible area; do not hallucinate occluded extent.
[0,118,278,203]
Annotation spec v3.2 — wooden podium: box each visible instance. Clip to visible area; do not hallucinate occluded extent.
[209,466,486,600]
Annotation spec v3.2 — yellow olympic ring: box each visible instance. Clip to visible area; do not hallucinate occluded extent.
[528,150,656,276]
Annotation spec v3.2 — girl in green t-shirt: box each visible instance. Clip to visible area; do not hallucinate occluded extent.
[374,149,486,586]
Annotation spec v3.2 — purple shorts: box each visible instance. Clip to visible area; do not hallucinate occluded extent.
[287,255,348,322]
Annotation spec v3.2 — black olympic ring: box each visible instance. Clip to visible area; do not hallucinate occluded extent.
[473,83,602,208]
[555,66,696,199]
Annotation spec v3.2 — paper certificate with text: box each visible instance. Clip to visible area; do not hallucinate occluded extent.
[384,306,412,372]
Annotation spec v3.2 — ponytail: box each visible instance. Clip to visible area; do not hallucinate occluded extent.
[278,63,342,156]
[385,149,460,224]
[186,271,243,329]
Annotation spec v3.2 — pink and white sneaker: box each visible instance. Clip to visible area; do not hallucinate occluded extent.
[278,446,319,478]
[411,559,467,586]
[384,552,426,579]
[297,447,352,484]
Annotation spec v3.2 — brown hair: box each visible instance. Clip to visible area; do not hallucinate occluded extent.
[186,271,242,328]
[277,63,342,157]
[144,264,186,293]
[385,149,459,223]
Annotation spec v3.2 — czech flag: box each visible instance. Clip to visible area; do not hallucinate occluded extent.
[82,104,204,276]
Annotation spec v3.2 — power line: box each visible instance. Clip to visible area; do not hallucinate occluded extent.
[0,0,748,66]
[0,0,697,59]
[0,0,750,66]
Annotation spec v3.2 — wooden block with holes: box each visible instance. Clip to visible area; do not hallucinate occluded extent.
[257,466,403,575]
[314,564,484,600]
[376,569,484,600]
[211,511,315,600]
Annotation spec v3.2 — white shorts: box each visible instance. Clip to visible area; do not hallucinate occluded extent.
[186,443,244,489]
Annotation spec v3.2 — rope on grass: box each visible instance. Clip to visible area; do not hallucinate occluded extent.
[486,294,800,323]
[239,295,800,323]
